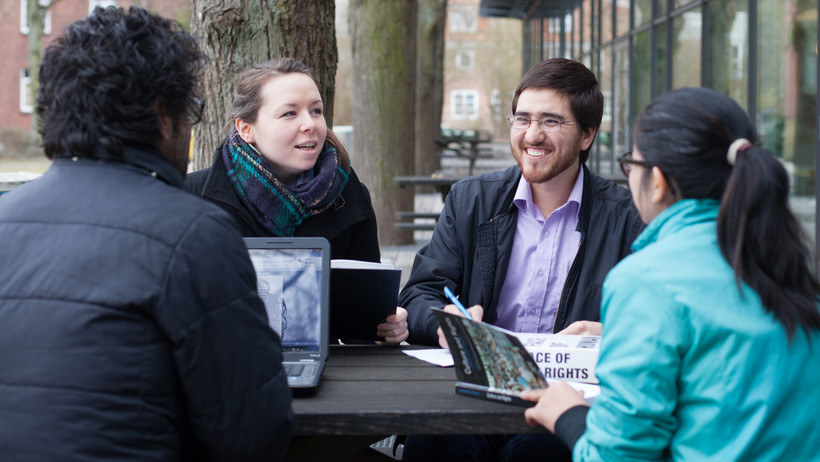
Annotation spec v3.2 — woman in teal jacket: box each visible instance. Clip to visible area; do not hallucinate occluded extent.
[522,87,820,461]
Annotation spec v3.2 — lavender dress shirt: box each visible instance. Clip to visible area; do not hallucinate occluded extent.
[493,168,583,333]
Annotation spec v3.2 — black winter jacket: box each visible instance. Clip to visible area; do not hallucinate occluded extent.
[0,146,292,461]
[185,153,380,262]
[399,164,645,345]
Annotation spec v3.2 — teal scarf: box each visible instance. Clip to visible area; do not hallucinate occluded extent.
[221,128,350,236]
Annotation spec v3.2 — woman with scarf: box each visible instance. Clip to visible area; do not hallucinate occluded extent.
[186,58,408,344]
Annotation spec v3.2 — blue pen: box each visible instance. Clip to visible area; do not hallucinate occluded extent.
[443,286,473,320]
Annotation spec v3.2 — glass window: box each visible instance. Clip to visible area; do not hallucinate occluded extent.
[19,69,33,114]
[20,0,51,35]
[671,10,702,88]
[635,0,653,27]
[89,0,117,14]
[615,0,630,38]
[658,0,668,17]
[573,7,582,57]
[632,29,653,124]
[674,0,698,9]
[597,46,613,172]
[544,17,553,58]
[757,0,817,196]
[656,22,669,95]
[449,4,478,33]
[564,12,574,58]
[455,49,475,70]
[708,0,749,108]
[613,40,630,177]
[601,0,614,43]
[583,0,594,53]
[450,90,479,121]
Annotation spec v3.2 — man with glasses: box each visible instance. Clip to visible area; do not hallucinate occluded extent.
[399,58,644,462]
[0,7,291,461]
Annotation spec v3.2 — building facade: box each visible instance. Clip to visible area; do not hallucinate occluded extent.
[443,0,523,139]
[0,0,189,155]
[481,0,819,243]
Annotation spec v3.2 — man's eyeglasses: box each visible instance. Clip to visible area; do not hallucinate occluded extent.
[508,115,575,133]
[187,96,205,125]
[617,151,654,177]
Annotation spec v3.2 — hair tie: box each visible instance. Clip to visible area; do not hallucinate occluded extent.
[727,138,752,166]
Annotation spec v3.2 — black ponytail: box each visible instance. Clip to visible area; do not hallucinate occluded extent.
[718,146,820,339]
[635,87,820,340]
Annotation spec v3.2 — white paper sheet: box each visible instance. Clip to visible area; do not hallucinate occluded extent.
[403,348,454,367]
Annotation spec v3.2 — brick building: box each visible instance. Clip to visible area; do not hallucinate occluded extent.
[0,0,189,149]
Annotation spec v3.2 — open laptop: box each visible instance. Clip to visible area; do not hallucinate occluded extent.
[244,237,330,392]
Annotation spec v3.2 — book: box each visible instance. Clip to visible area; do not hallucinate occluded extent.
[329,259,401,343]
[432,308,547,407]
[514,332,600,384]
[432,308,601,406]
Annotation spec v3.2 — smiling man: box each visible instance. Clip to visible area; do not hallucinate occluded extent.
[398,58,645,462]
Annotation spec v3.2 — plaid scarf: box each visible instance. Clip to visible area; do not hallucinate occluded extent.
[221,128,350,236]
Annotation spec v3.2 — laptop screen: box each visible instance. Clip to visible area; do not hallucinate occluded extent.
[247,246,325,353]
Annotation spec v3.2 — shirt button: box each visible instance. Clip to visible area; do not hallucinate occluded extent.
[545,231,551,237]
[537,269,544,277]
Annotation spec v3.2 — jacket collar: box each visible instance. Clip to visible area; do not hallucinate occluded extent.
[503,164,594,234]
[78,143,185,188]
[632,198,720,252]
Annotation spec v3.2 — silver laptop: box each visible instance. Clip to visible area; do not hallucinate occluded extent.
[244,237,330,391]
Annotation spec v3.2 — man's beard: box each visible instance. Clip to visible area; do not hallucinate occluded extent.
[513,143,579,185]
[160,119,192,177]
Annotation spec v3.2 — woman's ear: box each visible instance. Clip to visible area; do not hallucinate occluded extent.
[650,166,678,206]
[235,119,255,144]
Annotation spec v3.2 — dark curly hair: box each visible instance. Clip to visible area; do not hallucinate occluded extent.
[37,6,208,159]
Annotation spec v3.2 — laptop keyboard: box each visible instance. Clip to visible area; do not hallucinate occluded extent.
[284,363,305,377]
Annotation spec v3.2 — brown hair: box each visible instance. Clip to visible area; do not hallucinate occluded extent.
[230,58,349,168]
[512,58,603,164]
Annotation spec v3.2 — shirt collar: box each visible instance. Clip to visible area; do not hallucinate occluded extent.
[513,167,584,220]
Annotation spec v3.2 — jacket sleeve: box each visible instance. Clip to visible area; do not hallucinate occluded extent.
[154,211,293,462]
[398,187,465,345]
[572,263,686,461]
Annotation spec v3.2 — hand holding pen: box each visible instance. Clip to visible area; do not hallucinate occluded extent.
[444,286,473,320]
[437,287,484,349]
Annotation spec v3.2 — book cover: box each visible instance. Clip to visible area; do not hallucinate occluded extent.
[432,308,548,407]
[514,333,600,384]
[329,260,401,343]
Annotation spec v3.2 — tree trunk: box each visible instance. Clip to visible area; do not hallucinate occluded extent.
[349,0,416,246]
[189,0,337,170]
[415,0,447,177]
[25,0,51,154]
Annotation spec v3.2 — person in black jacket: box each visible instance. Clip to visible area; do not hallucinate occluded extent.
[185,58,408,344]
[0,7,291,461]
[398,58,644,462]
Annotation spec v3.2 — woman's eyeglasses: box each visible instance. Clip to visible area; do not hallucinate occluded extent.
[617,151,654,177]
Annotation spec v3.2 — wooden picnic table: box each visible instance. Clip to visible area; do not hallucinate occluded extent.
[286,345,543,460]
[436,129,493,176]
[393,173,461,231]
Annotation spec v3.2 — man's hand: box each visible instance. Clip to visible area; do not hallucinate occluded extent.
[376,307,409,345]
[436,304,483,349]
[557,321,602,336]
[520,383,588,432]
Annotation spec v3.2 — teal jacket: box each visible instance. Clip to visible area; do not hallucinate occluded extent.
[574,199,820,461]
